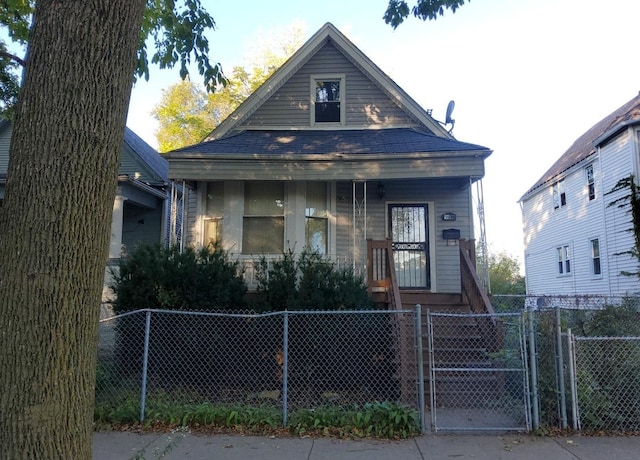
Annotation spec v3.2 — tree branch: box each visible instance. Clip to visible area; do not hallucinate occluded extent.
[0,49,25,67]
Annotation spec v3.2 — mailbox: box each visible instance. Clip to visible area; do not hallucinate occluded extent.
[442,229,460,240]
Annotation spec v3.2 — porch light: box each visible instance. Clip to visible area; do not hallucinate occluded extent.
[376,182,385,199]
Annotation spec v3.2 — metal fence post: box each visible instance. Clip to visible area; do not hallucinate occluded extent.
[139,309,151,423]
[415,304,425,432]
[527,307,540,430]
[566,328,579,430]
[282,310,289,427]
[555,306,567,429]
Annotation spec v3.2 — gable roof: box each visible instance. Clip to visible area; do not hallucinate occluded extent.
[122,127,168,185]
[0,120,167,187]
[520,94,640,201]
[206,22,452,141]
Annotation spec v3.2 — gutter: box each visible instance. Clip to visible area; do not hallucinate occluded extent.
[118,175,167,200]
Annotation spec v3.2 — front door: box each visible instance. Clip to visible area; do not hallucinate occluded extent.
[389,204,430,289]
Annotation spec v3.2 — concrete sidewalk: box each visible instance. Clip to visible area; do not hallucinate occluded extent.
[93,431,640,459]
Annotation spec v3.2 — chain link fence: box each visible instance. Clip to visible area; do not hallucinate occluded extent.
[96,308,421,428]
[492,295,640,432]
[427,311,530,432]
[96,296,640,433]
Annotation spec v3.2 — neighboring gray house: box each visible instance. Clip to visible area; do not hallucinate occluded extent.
[520,94,640,298]
[166,23,493,309]
[0,121,169,303]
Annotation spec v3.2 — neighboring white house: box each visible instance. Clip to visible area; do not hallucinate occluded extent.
[520,94,640,297]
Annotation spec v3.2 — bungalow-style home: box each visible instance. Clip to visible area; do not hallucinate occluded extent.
[0,121,169,305]
[166,23,493,311]
[520,94,640,299]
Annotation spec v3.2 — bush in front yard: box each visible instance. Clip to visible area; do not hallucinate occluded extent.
[254,247,371,311]
[111,242,247,312]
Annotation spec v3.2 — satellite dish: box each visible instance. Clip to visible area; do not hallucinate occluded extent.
[445,100,455,126]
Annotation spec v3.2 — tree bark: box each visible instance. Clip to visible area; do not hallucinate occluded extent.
[0,0,146,457]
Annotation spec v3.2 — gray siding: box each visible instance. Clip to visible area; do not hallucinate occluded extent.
[0,123,11,174]
[169,156,486,182]
[243,42,415,129]
[334,178,472,293]
[122,201,164,252]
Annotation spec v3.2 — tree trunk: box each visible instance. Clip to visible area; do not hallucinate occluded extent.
[0,0,146,457]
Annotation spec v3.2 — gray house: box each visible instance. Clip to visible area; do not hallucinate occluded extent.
[166,23,493,310]
[0,121,169,304]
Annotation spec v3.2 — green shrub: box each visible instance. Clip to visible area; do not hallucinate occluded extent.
[255,247,370,311]
[111,243,247,312]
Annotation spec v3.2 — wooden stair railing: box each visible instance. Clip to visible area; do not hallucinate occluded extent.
[459,238,501,352]
[366,238,402,311]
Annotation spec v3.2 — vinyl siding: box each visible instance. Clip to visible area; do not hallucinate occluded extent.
[523,128,640,296]
[169,155,486,182]
[0,123,11,174]
[242,42,415,129]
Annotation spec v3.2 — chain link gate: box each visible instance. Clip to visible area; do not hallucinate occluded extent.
[427,311,531,432]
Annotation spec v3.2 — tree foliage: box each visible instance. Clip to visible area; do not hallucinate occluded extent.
[384,0,470,28]
[488,251,525,295]
[153,22,305,152]
[607,174,640,277]
[0,0,226,117]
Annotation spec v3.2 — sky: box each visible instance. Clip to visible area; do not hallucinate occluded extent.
[126,0,640,271]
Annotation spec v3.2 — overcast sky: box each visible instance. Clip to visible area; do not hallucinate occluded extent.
[127,0,640,270]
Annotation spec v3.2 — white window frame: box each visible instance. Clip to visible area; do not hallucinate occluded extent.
[552,179,566,209]
[310,74,345,127]
[590,238,602,276]
[585,164,595,201]
[557,244,571,275]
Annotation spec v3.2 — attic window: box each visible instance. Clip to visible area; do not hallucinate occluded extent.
[311,75,345,125]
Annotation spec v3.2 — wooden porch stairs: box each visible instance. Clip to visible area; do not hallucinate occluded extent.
[367,239,501,408]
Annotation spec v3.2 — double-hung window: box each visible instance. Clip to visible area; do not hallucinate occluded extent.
[553,180,566,209]
[204,182,224,244]
[591,238,601,275]
[305,182,328,254]
[585,165,595,201]
[242,182,284,254]
[557,245,571,275]
[311,75,345,125]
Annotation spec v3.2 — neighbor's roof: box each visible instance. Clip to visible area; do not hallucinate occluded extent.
[123,127,168,183]
[520,94,640,201]
[169,128,490,158]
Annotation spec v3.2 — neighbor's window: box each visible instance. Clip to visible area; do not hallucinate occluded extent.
[553,180,566,209]
[242,182,284,254]
[557,245,571,274]
[585,165,595,201]
[312,75,344,124]
[591,238,601,275]
[204,182,224,244]
[305,182,328,254]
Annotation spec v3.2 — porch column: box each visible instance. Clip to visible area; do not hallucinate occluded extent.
[109,195,126,259]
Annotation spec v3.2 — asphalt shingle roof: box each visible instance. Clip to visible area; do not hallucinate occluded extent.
[521,94,640,200]
[124,127,168,181]
[169,128,489,157]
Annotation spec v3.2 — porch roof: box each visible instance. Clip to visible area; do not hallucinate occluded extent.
[168,128,490,158]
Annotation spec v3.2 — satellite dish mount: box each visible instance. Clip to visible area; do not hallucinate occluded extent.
[445,100,455,133]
